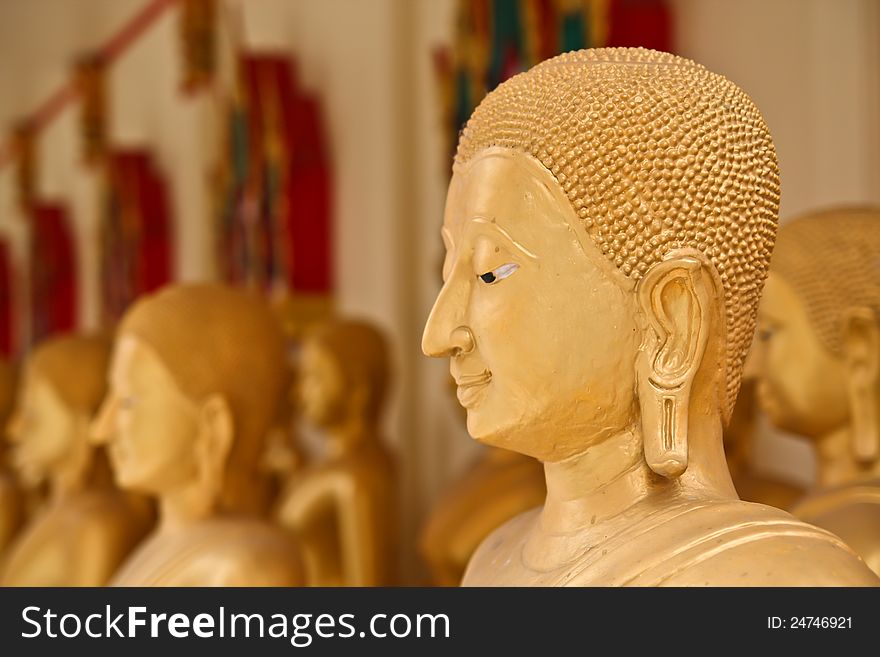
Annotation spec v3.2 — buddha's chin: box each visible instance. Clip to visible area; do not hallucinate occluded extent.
[466,410,537,458]
[112,465,155,494]
[112,469,139,491]
[756,383,797,433]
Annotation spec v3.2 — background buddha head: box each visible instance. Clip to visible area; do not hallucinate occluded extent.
[92,284,286,510]
[754,207,880,460]
[8,334,110,486]
[422,48,779,475]
[299,319,389,433]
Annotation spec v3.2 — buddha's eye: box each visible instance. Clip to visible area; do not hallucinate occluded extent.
[757,325,778,342]
[478,263,518,285]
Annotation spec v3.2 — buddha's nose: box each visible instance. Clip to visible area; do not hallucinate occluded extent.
[422,279,474,358]
[89,395,117,446]
[741,340,761,381]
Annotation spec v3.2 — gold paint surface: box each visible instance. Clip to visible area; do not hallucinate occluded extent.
[755,207,880,575]
[423,48,878,586]
[276,319,397,586]
[1,335,151,586]
[93,284,304,586]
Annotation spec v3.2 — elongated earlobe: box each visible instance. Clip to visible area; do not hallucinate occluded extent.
[195,395,234,511]
[636,251,712,477]
[843,308,880,463]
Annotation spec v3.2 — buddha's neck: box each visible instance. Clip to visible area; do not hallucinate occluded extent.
[159,480,215,531]
[814,425,878,488]
[49,443,93,501]
[539,427,659,535]
[724,434,751,481]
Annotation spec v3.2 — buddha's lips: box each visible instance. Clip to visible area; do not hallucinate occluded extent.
[456,370,492,387]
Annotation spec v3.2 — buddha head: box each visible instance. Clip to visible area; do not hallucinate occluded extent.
[422,48,779,477]
[8,335,110,486]
[299,319,389,436]
[754,207,880,462]
[91,284,287,513]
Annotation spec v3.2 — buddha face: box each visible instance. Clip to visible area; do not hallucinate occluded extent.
[298,340,346,428]
[753,273,849,438]
[92,334,200,492]
[7,373,77,485]
[422,149,640,461]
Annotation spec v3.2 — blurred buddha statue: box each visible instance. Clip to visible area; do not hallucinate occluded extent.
[271,292,334,345]
[259,294,335,506]
[92,284,305,586]
[261,420,307,505]
[0,359,23,557]
[420,377,545,586]
[1,335,152,586]
[421,48,879,586]
[723,380,804,508]
[276,319,396,586]
[753,207,880,575]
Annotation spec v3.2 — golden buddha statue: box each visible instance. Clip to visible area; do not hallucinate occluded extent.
[91,284,305,586]
[420,378,545,586]
[1,335,152,586]
[753,207,880,575]
[724,380,804,508]
[258,293,334,508]
[276,319,396,586]
[0,358,23,558]
[421,47,878,586]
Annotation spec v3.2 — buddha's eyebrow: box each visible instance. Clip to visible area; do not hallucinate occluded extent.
[470,216,538,259]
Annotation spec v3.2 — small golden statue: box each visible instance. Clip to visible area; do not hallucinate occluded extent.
[754,207,880,575]
[724,380,804,508]
[0,359,23,558]
[259,293,334,507]
[276,319,397,586]
[92,284,305,586]
[420,378,545,586]
[1,335,152,586]
[422,47,878,586]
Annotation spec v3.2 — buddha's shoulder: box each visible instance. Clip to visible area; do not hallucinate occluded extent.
[630,500,879,586]
[199,517,301,554]
[464,499,880,587]
[792,478,880,521]
[123,519,305,586]
[201,519,305,585]
[461,507,540,585]
[789,480,880,578]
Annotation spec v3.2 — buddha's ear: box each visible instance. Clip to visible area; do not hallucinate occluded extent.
[195,394,234,501]
[346,382,373,428]
[635,251,713,477]
[842,307,880,462]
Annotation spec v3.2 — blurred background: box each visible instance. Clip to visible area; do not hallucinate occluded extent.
[0,0,878,582]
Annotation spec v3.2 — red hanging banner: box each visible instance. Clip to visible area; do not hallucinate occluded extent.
[0,240,15,358]
[99,150,174,323]
[214,54,332,297]
[29,203,77,344]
